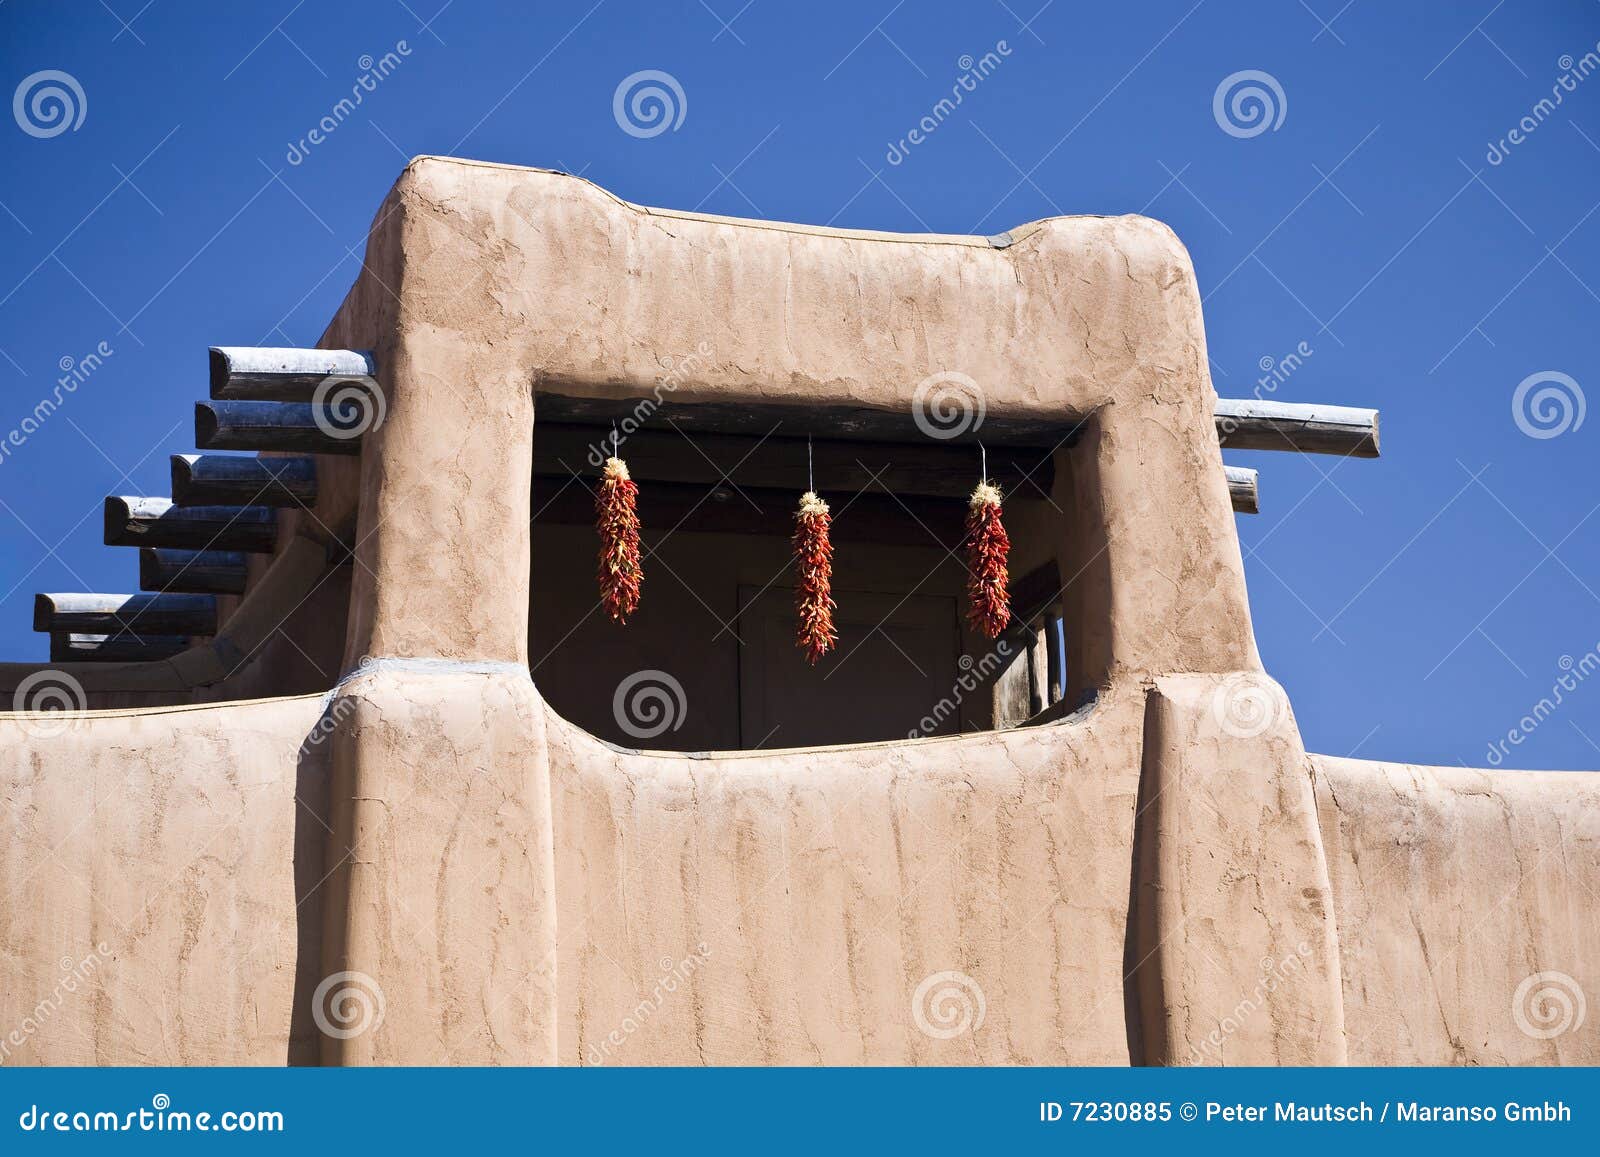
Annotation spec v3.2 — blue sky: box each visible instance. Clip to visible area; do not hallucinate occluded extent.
[1,0,1597,770]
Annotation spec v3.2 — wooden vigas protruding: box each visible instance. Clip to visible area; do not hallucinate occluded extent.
[33,592,217,637]
[139,548,249,595]
[171,454,318,507]
[1214,399,1380,458]
[195,401,365,455]
[50,632,190,663]
[104,497,278,552]
[209,346,376,401]
[1224,465,1259,514]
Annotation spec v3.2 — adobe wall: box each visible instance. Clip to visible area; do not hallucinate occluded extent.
[1315,755,1600,1064]
[0,158,1592,1067]
[0,694,329,1064]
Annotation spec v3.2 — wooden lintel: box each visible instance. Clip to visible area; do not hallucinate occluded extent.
[533,423,1055,501]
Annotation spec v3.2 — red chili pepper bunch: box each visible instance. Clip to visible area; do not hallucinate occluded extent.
[793,490,837,664]
[596,456,642,623]
[965,481,1011,638]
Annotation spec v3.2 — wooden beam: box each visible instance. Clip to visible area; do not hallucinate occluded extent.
[532,423,1054,500]
[1215,399,1379,457]
[195,401,364,455]
[34,592,217,636]
[104,497,278,552]
[171,454,318,507]
[536,392,1086,447]
[210,346,376,401]
[1225,465,1259,514]
[50,632,190,663]
[139,548,248,595]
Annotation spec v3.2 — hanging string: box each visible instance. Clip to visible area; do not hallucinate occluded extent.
[808,434,815,492]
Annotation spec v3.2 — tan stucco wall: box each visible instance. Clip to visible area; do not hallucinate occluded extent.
[1,158,1593,1066]
[547,684,1144,1065]
[0,694,328,1064]
[1315,755,1600,1065]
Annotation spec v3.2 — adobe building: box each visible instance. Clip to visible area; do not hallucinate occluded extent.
[1,157,1595,1065]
